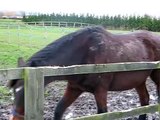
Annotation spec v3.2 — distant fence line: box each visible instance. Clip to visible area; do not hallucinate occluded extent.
[0,21,84,69]
[26,21,94,27]
[0,21,94,29]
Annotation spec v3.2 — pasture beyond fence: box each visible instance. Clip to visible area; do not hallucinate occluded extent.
[0,61,160,120]
[0,21,81,69]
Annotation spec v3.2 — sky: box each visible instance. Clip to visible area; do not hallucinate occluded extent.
[0,0,160,17]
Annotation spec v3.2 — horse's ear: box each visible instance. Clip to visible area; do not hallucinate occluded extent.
[18,57,26,67]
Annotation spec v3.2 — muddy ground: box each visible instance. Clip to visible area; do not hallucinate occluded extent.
[0,79,159,120]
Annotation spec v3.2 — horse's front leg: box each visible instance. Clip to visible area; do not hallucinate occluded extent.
[136,82,149,120]
[94,87,107,113]
[54,85,82,120]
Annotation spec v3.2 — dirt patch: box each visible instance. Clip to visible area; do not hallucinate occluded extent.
[0,79,159,120]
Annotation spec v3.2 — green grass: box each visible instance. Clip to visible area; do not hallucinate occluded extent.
[0,19,24,26]
[0,25,78,68]
[0,19,22,22]
[0,86,12,103]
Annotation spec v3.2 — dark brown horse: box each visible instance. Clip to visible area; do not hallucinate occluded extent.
[8,26,160,120]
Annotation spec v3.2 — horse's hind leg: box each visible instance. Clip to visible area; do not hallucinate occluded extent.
[135,82,149,120]
[94,86,107,113]
[54,85,82,120]
[150,70,160,102]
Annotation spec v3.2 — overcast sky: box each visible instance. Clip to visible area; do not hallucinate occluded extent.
[0,0,160,17]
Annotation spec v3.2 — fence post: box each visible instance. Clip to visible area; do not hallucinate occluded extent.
[24,68,44,120]
[73,22,76,27]
[58,22,60,27]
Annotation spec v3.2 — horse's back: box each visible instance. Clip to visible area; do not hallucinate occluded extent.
[87,30,159,64]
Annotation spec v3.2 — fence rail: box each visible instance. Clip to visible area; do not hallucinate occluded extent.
[0,61,160,120]
[25,21,93,27]
[1,61,160,80]
[74,104,159,120]
[0,21,93,29]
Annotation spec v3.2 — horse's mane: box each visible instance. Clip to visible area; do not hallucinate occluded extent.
[27,26,107,66]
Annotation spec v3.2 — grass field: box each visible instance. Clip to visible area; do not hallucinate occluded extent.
[0,23,78,68]
[0,20,131,69]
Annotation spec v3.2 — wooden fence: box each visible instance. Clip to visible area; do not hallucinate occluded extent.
[0,61,160,120]
[25,21,93,28]
[0,21,93,29]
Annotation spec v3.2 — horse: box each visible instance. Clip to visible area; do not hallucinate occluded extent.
[8,26,160,120]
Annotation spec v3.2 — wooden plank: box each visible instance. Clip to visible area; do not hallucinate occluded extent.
[0,61,160,81]
[74,104,158,120]
[41,61,160,77]
[24,68,44,120]
[0,67,23,81]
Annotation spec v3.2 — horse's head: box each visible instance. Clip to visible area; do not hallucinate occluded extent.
[8,58,25,120]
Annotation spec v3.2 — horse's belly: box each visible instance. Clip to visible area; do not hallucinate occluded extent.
[109,70,152,91]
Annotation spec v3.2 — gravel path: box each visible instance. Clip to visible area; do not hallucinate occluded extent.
[0,79,159,120]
